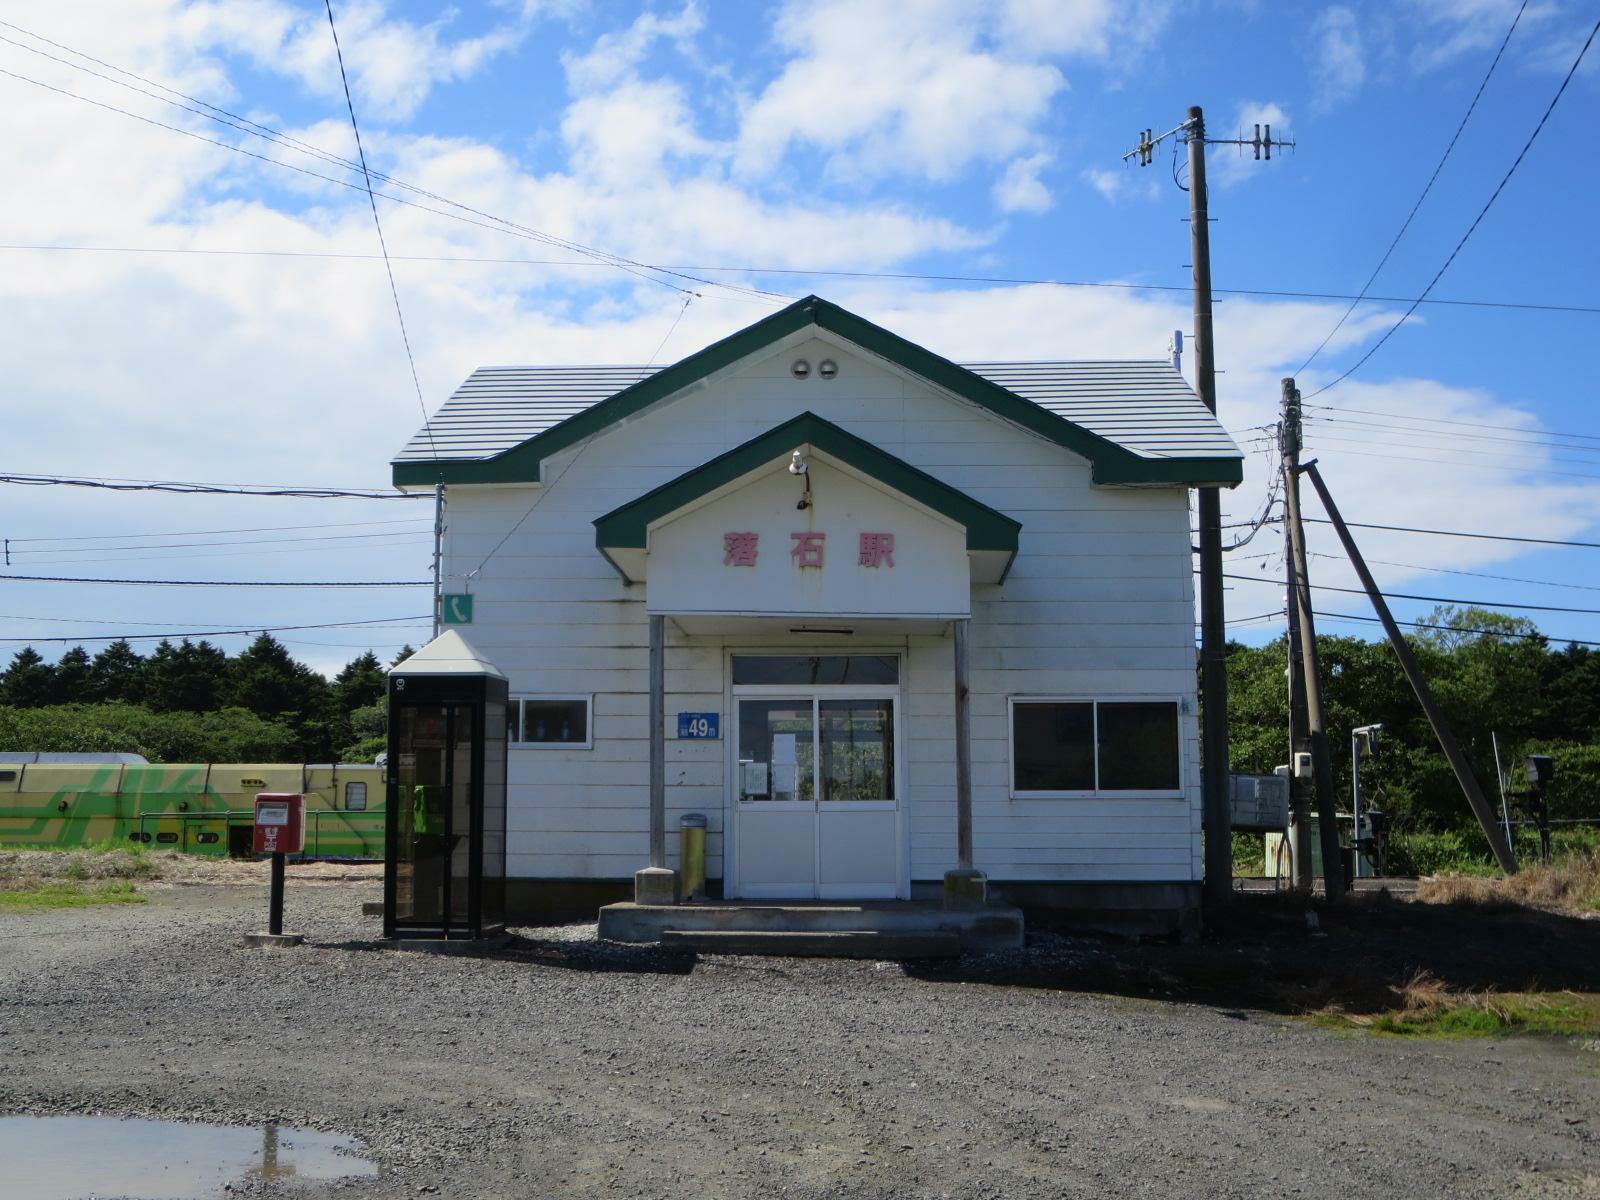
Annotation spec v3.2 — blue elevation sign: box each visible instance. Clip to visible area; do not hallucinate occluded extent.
[677,712,720,740]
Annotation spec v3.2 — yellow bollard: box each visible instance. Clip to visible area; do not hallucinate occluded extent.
[678,813,707,901]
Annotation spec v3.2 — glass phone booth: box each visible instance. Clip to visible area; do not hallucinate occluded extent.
[384,632,508,940]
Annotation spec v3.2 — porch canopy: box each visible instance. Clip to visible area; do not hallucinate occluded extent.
[593,412,1021,635]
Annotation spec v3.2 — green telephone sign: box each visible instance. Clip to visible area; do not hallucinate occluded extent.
[440,594,474,625]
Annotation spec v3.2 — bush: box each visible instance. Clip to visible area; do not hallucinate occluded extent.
[1384,830,1498,877]
[0,703,299,762]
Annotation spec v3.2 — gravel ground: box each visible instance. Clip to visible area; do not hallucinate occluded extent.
[1,882,1597,1199]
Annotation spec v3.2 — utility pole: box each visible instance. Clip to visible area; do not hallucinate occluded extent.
[1280,380,1345,901]
[1282,424,1313,892]
[431,482,445,639]
[1300,461,1519,874]
[1125,109,1295,907]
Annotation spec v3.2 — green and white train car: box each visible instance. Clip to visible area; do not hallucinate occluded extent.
[0,754,386,858]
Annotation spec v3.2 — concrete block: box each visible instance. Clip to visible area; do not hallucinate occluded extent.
[943,868,988,910]
[634,867,679,905]
[242,932,305,948]
[659,929,961,959]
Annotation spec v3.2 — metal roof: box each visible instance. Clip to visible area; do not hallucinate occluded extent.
[394,360,1240,466]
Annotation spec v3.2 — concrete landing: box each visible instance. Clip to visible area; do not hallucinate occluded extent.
[597,900,1023,955]
[659,928,961,959]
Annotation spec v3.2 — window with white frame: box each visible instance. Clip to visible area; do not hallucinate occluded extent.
[1009,698,1181,795]
[508,696,592,748]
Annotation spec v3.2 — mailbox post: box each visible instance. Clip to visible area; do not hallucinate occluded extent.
[245,793,305,947]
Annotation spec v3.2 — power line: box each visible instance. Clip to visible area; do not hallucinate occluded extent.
[322,0,433,466]
[3,241,1597,318]
[1294,0,1527,376]
[0,24,784,306]
[1223,571,1600,616]
[1305,401,1600,444]
[9,539,430,567]
[0,575,428,587]
[7,529,432,555]
[1304,13,1600,400]
[4,518,431,543]
[1311,550,1600,594]
[1306,414,1600,455]
[0,614,431,644]
[1311,609,1600,649]
[1294,429,1600,473]
[1249,438,1600,483]
[0,472,420,500]
[1303,516,1600,551]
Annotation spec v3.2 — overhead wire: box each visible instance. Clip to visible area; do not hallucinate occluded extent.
[0,471,419,499]
[1293,0,1527,375]
[4,518,432,543]
[1304,402,1600,444]
[1303,13,1600,400]
[0,614,431,644]
[1305,414,1600,456]
[1221,571,1600,616]
[1311,609,1600,649]
[1311,551,1600,594]
[3,241,1596,318]
[0,20,784,305]
[0,575,428,588]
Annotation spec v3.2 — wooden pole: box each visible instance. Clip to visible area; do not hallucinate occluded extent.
[1300,462,1518,874]
[954,617,973,871]
[648,613,665,870]
[1186,106,1234,906]
[1281,381,1347,901]
[1283,528,1314,891]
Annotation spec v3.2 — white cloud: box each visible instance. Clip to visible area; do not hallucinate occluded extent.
[994,154,1053,214]
[562,2,704,91]
[735,0,1066,182]
[1310,5,1366,109]
[1081,165,1158,204]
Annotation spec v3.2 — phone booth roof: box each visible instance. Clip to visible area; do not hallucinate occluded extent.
[389,629,506,681]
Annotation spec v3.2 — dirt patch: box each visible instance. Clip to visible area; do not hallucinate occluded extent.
[0,847,381,888]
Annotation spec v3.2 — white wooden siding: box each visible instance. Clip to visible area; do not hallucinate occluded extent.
[440,333,1201,885]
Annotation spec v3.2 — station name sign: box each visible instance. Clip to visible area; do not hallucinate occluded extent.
[723,531,894,569]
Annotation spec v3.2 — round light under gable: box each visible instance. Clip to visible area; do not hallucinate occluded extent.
[791,359,811,380]
[818,359,838,380]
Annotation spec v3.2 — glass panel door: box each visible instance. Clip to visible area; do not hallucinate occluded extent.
[393,705,449,925]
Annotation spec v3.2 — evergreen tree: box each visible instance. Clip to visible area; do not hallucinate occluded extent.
[389,645,416,668]
[144,639,230,712]
[228,634,324,718]
[332,651,386,714]
[47,646,92,705]
[0,647,54,707]
[87,639,145,703]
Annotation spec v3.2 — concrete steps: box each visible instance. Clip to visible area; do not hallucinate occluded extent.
[597,900,1024,955]
[658,928,962,959]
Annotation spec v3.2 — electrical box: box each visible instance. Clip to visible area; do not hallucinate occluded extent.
[1292,751,1313,779]
[252,793,305,856]
[1229,773,1289,830]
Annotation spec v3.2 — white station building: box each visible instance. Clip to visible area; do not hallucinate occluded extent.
[392,297,1242,933]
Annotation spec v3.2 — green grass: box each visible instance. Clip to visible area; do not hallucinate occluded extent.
[0,879,147,912]
[1366,993,1600,1038]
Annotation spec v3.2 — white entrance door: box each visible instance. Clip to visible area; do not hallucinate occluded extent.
[732,690,900,899]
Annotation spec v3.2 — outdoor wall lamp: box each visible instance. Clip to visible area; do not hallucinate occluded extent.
[789,449,811,510]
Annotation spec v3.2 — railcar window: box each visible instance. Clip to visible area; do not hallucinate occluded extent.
[344,781,368,811]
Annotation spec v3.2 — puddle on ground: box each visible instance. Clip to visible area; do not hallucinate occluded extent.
[0,1115,379,1199]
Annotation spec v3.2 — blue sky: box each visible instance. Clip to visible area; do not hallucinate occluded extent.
[1,0,1597,673]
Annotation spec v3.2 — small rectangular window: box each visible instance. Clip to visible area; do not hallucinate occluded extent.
[344,781,368,811]
[0,770,16,782]
[1010,698,1182,795]
[510,696,592,748]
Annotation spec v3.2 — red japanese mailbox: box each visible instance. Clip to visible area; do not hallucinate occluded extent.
[252,793,305,855]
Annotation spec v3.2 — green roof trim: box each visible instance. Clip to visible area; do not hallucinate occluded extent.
[593,412,1022,566]
[392,295,1243,489]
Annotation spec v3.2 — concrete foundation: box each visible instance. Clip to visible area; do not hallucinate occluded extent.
[598,900,1023,955]
[386,931,511,955]
[923,880,1202,938]
[634,866,680,905]
[942,868,988,910]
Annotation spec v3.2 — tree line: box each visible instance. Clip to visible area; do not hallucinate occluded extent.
[0,636,406,763]
[1226,606,1600,840]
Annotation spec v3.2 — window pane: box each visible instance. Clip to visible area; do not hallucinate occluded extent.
[1012,702,1094,792]
[1096,702,1180,791]
[820,699,893,801]
[343,781,367,811]
[505,699,522,744]
[520,699,587,744]
[737,700,815,802]
[731,655,898,685]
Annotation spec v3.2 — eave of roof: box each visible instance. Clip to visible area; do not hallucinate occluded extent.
[393,295,1244,490]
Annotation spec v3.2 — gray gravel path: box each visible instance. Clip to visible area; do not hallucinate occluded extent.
[1,882,1597,1199]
